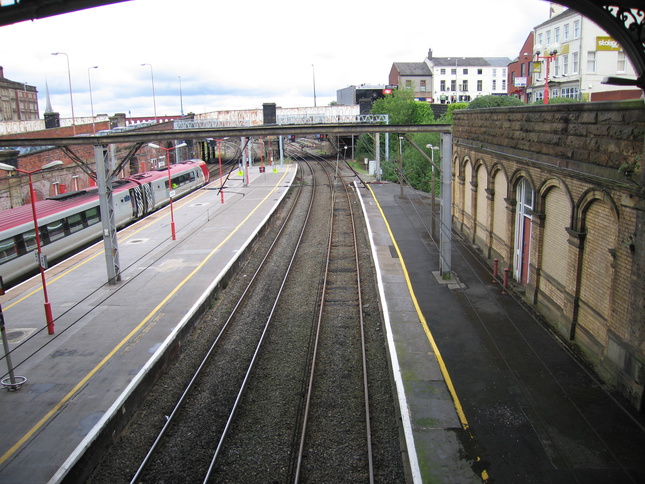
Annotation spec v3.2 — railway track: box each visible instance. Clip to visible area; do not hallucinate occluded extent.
[88,157,404,483]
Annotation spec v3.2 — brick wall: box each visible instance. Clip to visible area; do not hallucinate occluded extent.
[452,100,645,410]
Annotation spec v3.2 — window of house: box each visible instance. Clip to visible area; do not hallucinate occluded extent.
[618,52,626,72]
[492,79,497,90]
[521,63,526,77]
[463,68,468,75]
[451,68,456,75]
[563,23,569,41]
[405,79,413,89]
[502,79,506,90]
[440,80,446,91]
[587,51,596,73]
[554,57,560,76]
[573,20,580,38]
[572,52,579,74]
[555,27,560,43]
[546,30,551,45]
[538,33,543,46]
[562,54,569,75]
[462,80,468,91]
[477,68,483,75]
[420,80,426,92]
[451,80,456,91]
[492,69,497,77]
[440,68,446,75]
[477,80,483,91]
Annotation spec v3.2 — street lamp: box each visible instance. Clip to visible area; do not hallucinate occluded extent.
[51,52,76,135]
[178,76,184,116]
[141,63,158,123]
[311,64,317,107]
[148,142,187,240]
[88,66,98,135]
[0,160,64,334]
[534,43,560,104]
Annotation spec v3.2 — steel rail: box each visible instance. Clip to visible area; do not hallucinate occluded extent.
[293,158,374,482]
[203,160,319,482]
[130,165,306,483]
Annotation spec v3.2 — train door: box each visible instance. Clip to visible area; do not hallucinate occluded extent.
[513,178,534,285]
[129,186,145,218]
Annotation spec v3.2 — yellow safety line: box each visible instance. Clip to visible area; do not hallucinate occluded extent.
[367,185,489,482]
[0,168,290,467]
[366,185,469,427]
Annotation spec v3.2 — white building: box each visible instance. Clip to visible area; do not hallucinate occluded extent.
[425,50,511,103]
[528,8,639,102]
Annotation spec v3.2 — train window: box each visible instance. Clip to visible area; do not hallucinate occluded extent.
[23,230,37,253]
[43,220,65,244]
[0,238,18,264]
[67,213,85,234]
[85,207,100,226]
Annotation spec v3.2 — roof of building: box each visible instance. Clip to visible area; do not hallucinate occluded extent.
[430,57,512,68]
[392,62,432,76]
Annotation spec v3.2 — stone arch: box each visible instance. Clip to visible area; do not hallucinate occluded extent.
[575,190,619,349]
[575,187,620,233]
[473,159,490,247]
[490,164,511,263]
[463,156,475,235]
[536,177,575,307]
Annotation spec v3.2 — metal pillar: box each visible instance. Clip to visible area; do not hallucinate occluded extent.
[375,132,381,182]
[95,144,121,284]
[439,132,452,278]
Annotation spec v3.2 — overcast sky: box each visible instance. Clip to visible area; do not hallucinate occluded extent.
[0,0,552,119]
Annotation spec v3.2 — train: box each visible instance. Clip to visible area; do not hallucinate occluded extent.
[0,159,210,288]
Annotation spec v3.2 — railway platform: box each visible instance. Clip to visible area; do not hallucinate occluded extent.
[0,165,296,483]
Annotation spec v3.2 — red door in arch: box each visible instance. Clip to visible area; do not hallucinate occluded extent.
[521,216,532,285]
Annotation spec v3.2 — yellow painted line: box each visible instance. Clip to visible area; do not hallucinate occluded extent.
[368,185,490,482]
[0,169,289,467]
[367,185,470,428]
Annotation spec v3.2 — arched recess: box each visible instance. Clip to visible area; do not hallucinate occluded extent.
[463,158,474,234]
[510,170,537,284]
[555,1,645,88]
[538,178,575,308]
[575,188,620,347]
[474,159,489,246]
[490,163,510,261]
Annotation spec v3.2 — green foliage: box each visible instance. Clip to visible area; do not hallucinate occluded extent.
[437,102,468,124]
[533,96,580,104]
[467,95,524,109]
[371,88,435,125]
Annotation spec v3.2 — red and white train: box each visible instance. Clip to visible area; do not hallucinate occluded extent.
[0,159,210,287]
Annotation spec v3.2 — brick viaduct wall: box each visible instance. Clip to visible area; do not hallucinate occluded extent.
[452,100,645,410]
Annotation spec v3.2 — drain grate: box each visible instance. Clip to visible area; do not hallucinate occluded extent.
[5,328,36,344]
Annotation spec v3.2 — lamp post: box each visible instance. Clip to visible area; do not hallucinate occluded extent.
[311,64,317,107]
[51,52,76,135]
[0,160,64,334]
[148,143,187,240]
[178,76,184,116]
[88,66,98,135]
[141,63,158,123]
[534,43,560,104]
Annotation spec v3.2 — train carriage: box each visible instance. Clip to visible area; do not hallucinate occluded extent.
[0,159,209,287]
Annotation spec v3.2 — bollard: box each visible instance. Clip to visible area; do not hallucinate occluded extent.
[492,258,499,282]
[502,268,509,295]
